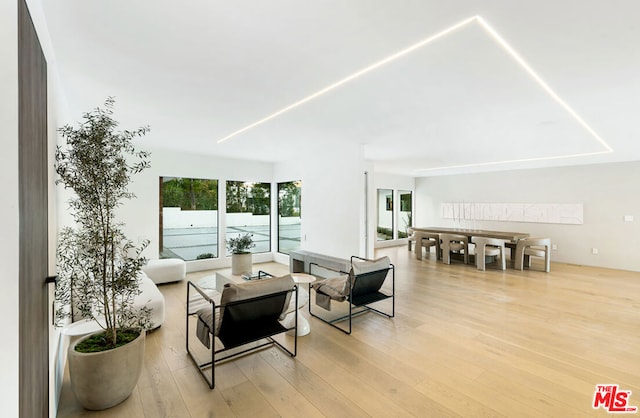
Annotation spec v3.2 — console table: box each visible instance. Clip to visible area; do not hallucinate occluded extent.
[289,250,350,277]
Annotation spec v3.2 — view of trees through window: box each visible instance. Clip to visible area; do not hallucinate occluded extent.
[159,177,303,260]
[160,177,219,260]
[278,181,301,254]
[226,181,271,255]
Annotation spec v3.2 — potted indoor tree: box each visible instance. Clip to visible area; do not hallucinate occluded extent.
[227,233,255,275]
[54,97,152,410]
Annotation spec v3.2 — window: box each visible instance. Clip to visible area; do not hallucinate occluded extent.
[226,181,270,255]
[377,189,393,241]
[278,181,301,254]
[160,177,218,261]
[398,190,412,238]
[375,188,412,241]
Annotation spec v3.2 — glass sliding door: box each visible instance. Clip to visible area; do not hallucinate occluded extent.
[398,190,413,239]
[278,180,301,254]
[377,189,394,241]
[226,181,271,254]
[160,177,218,260]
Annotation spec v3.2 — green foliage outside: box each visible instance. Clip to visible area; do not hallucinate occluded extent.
[162,178,218,210]
[226,181,270,215]
[278,181,301,217]
[196,253,214,259]
[377,226,393,239]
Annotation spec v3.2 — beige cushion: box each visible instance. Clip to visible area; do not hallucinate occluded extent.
[484,247,502,257]
[220,275,295,321]
[313,256,391,302]
[524,248,547,257]
[352,256,391,276]
[196,275,295,346]
[312,274,350,301]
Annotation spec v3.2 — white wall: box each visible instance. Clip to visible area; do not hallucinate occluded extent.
[415,161,640,271]
[0,1,20,416]
[122,144,358,265]
[116,148,275,271]
[274,143,366,260]
[109,144,369,270]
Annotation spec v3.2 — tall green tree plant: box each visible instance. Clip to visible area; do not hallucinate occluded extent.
[55,97,152,348]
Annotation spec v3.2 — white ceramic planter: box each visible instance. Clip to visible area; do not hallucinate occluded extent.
[68,330,145,410]
[231,252,252,275]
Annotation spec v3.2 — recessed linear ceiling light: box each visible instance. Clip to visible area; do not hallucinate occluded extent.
[217,15,613,170]
[414,150,611,173]
[415,16,613,173]
[217,15,476,144]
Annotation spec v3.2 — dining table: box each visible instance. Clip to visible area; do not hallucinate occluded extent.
[412,226,530,261]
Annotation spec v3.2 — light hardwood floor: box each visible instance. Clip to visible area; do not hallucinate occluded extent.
[57,246,640,417]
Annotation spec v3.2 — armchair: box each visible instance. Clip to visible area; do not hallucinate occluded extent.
[408,228,440,259]
[440,233,470,264]
[186,274,298,389]
[471,236,506,271]
[309,256,394,335]
[515,238,551,272]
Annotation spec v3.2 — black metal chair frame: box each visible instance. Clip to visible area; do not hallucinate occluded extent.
[186,276,298,389]
[308,255,394,335]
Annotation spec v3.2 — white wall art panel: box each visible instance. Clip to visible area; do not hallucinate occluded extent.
[441,202,583,225]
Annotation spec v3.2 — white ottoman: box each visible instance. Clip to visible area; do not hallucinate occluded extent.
[142,258,186,284]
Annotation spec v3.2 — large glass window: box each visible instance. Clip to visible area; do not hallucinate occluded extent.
[377,189,394,241]
[226,181,270,255]
[160,177,218,260]
[278,181,301,254]
[398,190,413,239]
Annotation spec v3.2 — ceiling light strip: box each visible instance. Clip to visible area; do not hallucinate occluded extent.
[217,16,477,143]
[475,16,613,153]
[415,149,611,172]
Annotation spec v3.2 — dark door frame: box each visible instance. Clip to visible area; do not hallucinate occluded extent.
[18,0,49,416]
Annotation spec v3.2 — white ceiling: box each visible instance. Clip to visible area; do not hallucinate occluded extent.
[40,1,640,176]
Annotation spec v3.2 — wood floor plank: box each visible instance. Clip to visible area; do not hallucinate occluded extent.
[57,250,640,417]
[218,380,280,417]
[172,364,235,418]
[296,342,417,417]
[259,347,371,417]
[233,350,326,417]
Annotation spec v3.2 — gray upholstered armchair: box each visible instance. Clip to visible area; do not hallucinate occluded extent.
[515,238,551,272]
[440,233,470,264]
[471,236,506,270]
